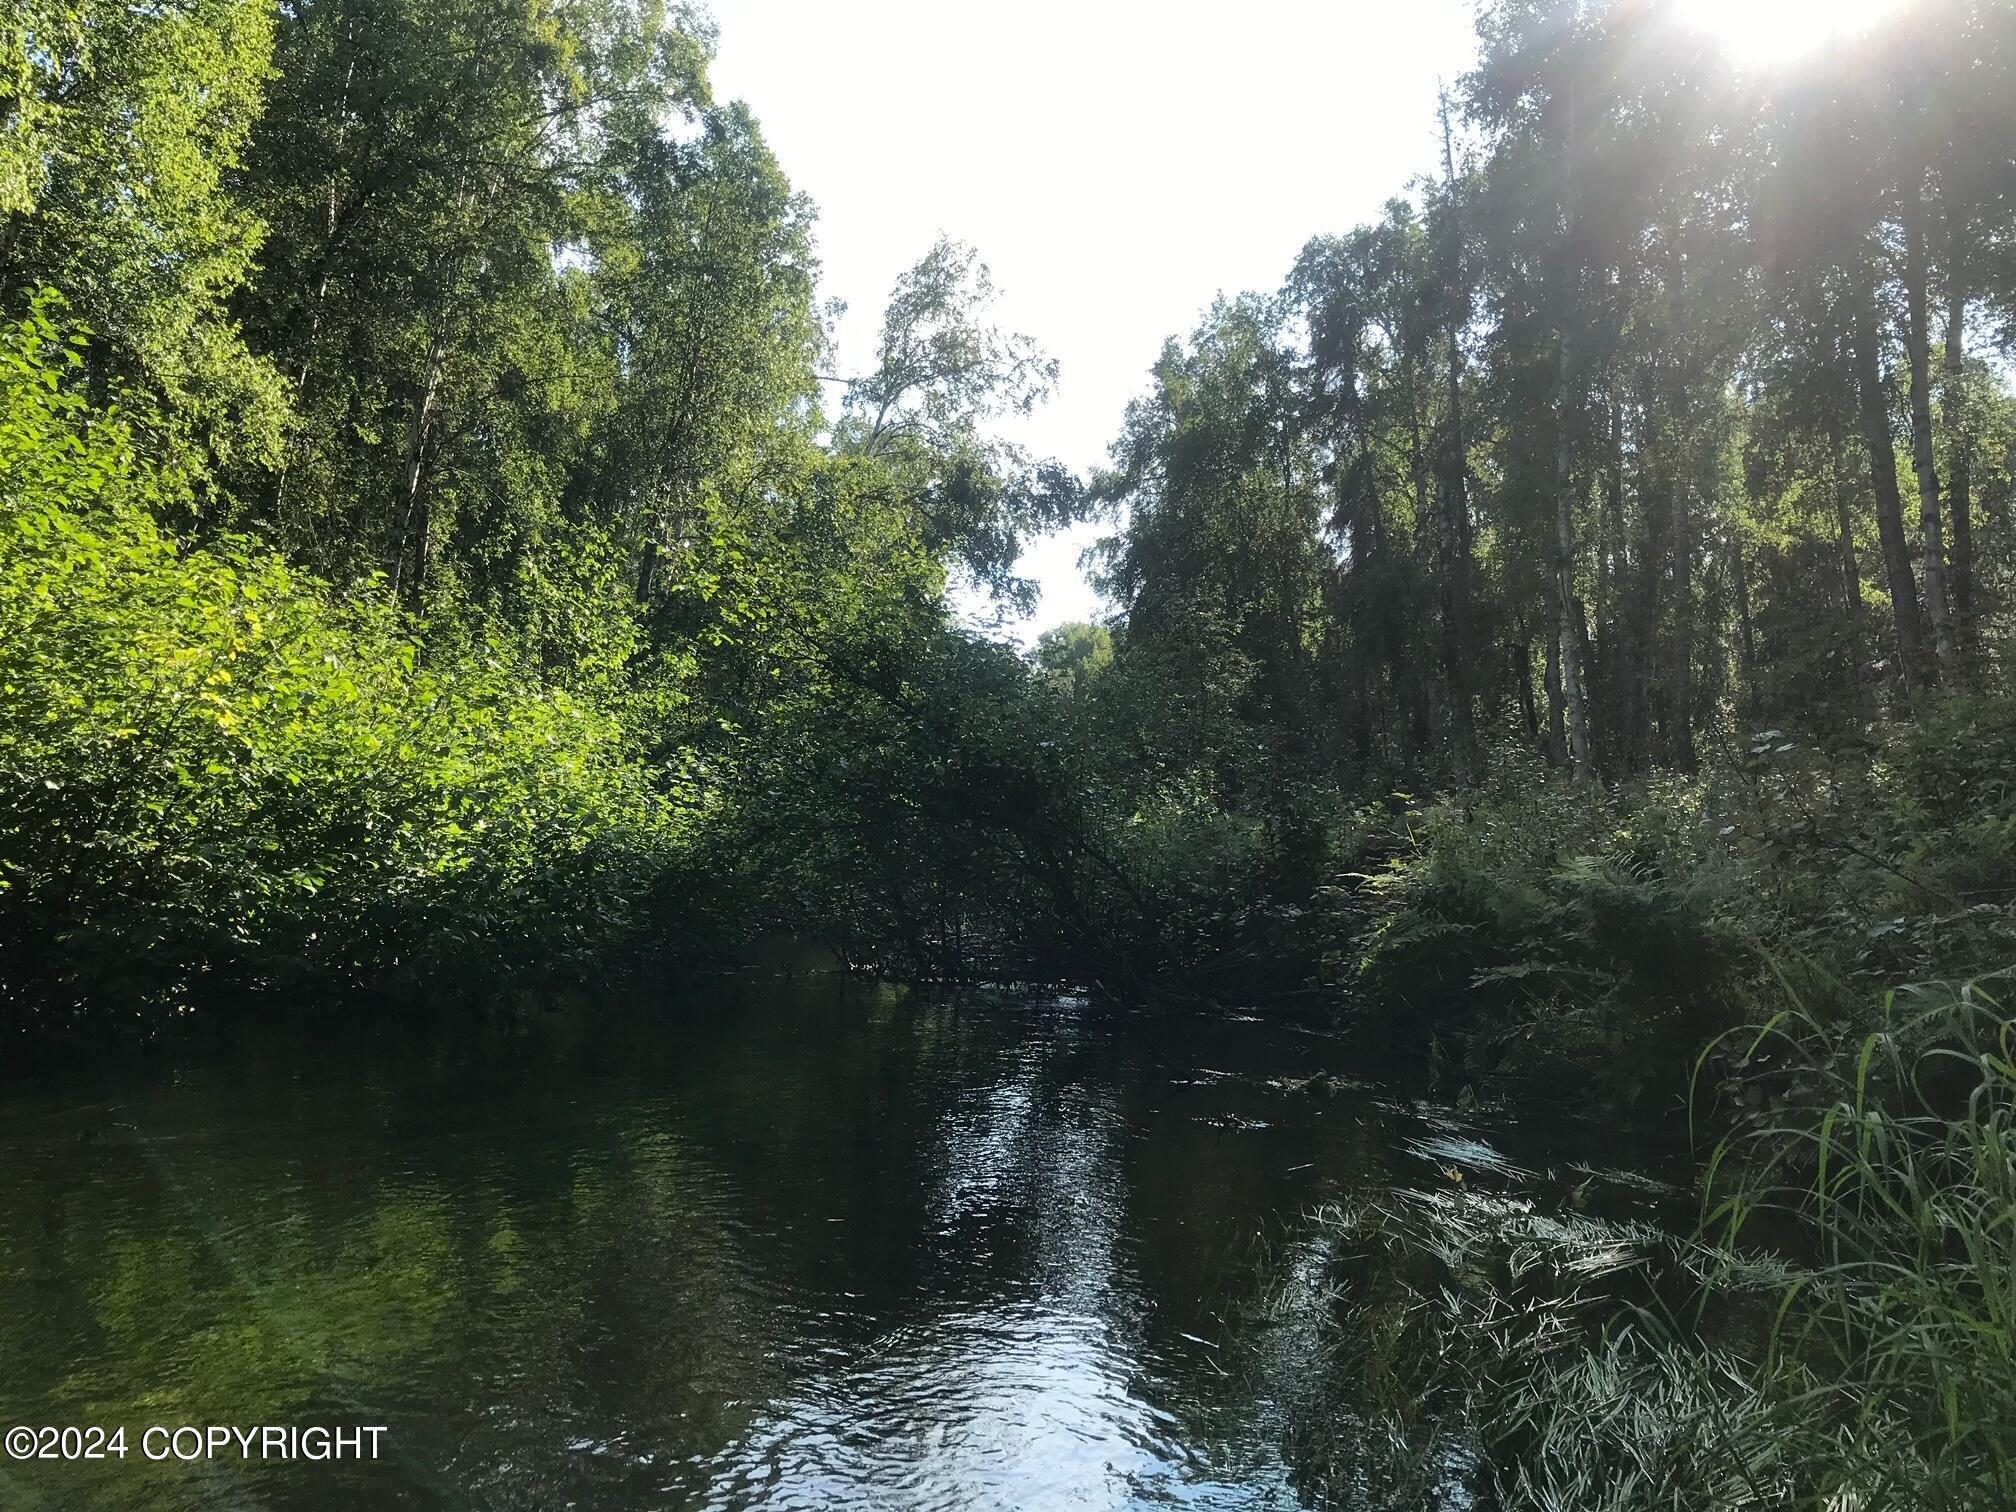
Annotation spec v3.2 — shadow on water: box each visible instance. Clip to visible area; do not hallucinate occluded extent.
[0,980,1695,1510]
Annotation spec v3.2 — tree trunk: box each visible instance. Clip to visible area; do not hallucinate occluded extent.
[1402,356,1444,762]
[271,23,359,529]
[1514,638,1540,745]
[1943,210,1974,656]
[1352,642,1373,766]
[1552,397,1593,784]
[1847,281,1929,702]
[389,325,449,601]
[1594,396,1623,730]
[1628,416,1664,774]
[1572,595,1597,761]
[1436,95,1479,782]
[1731,534,1757,719]
[1828,415,1870,714]
[1666,472,1696,773]
[635,539,660,604]
[1551,79,1593,780]
[1407,659,1433,766]
[1901,181,1957,678]
[1544,626,1567,766]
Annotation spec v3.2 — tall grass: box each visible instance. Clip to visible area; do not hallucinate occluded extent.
[1485,978,2016,1511]
[1694,980,2016,1512]
[1266,979,2016,1510]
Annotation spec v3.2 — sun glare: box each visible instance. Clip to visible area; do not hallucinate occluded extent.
[1675,0,1905,63]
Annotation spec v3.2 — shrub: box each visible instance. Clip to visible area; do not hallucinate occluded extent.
[1335,748,1746,1112]
[0,303,688,1026]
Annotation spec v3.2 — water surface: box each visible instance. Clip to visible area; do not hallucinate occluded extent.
[0,983,1684,1509]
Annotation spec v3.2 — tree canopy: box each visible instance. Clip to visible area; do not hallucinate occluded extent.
[4,0,2015,1013]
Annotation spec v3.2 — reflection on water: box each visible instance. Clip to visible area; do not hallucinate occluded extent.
[0,984,1686,1510]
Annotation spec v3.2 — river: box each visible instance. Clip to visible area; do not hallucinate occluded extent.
[0,982,1689,1510]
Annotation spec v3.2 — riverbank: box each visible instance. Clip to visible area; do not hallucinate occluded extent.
[1320,693,2016,1124]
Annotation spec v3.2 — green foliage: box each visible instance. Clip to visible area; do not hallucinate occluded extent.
[2,0,2012,1074]
[1092,296,1326,792]
[712,618,1083,977]
[1,0,290,480]
[2,0,1108,1017]
[2,4,2014,1499]
[229,0,732,643]
[0,306,685,1021]
[1257,979,2016,1512]
[1870,695,2016,916]
[1696,984,2016,1512]
[1713,693,2016,986]
[1032,620,1112,697]
[1440,982,2016,1512]
[1338,750,1745,1109]
[835,236,1082,606]
[1318,693,2016,1113]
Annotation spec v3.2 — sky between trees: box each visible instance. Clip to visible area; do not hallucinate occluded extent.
[705,0,1484,637]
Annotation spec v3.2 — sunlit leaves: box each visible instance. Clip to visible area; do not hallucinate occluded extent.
[0,310,686,1013]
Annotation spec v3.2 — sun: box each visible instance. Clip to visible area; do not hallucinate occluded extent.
[1673,0,1906,63]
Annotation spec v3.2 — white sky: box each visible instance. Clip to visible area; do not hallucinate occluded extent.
[705,0,1484,642]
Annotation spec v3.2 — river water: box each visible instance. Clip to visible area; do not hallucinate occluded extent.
[0,983,1687,1510]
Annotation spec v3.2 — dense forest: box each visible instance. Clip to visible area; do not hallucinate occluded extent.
[5,0,2016,1499]
[7,0,2008,1026]
[2,0,1086,1013]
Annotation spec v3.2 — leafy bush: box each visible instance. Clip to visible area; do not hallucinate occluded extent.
[1709,697,2016,986]
[1333,746,1747,1111]
[1319,690,2016,1118]
[0,304,688,1026]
